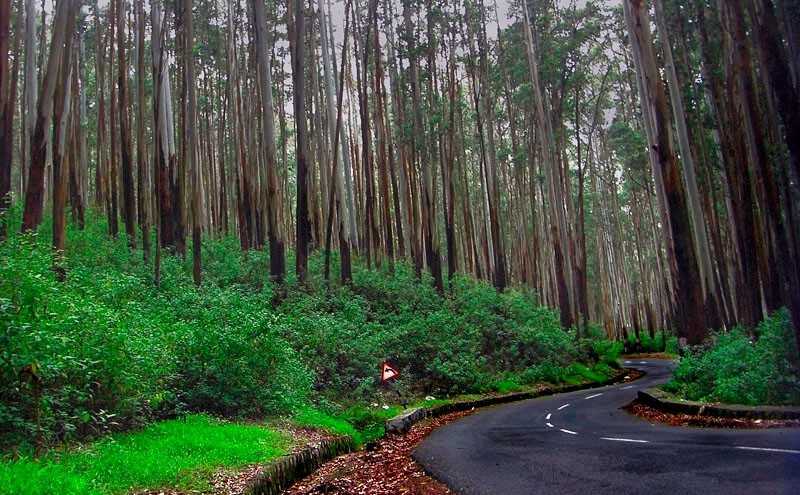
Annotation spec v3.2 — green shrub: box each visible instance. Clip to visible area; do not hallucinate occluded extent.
[663,311,800,405]
[0,218,308,450]
[0,209,616,450]
[623,330,674,353]
[592,339,623,366]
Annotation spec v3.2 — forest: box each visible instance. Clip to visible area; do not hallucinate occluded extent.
[1,0,799,493]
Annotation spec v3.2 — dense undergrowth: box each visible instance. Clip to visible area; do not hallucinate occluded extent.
[624,331,678,355]
[1,209,619,452]
[664,310,800,406]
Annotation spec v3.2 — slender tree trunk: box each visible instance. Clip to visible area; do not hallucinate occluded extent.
[372,3,394,272]
[22,0,78,233]
[289,0,310,284]
[52,28,76,277]
[20,0,37,204]
[655,0,717,314]
[624,0,706,344]
[185,0,201,285]
[323,0,352,285]
[522,1,572,327]
[117,0,136,248]
[136,0,150,260]
[253,0,285,284]
[740,0,800,336]
[0,0,12,238]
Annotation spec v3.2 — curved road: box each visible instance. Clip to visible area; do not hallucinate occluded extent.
[414,360,800,495]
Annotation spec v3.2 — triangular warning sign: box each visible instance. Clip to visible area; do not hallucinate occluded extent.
[381,361,399,383]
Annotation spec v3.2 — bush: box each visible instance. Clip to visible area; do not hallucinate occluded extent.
[0,220,309,450]
[663,311,800,405]
[623,330,674,354]
[0,209,616,450]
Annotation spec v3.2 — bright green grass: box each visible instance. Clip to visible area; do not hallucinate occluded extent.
[0,414,290,495]
[293,404,405,446]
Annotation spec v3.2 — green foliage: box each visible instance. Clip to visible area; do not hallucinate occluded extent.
[0,414,288,495]
[623,331,676,354]
[592,339,623,365]
[1,211,618,452]
[663,311,800,405]
[0,219,311,450]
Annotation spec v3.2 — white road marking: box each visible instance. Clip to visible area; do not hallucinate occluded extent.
[735,446,800,455]
[620,385,634,390]
[601,437,649,443]
[585,393,603,400]
[546,413,552,420]
[639,361,647,364]
[546,422,554,428]
[624,360,632,364]
[560,428,578,435]
[558,403,570,410]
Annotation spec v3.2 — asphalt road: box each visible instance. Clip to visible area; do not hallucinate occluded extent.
[414,360,800,495]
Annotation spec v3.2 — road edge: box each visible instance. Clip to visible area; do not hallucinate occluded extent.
[637,387,800,420]
[245,436,355,495]
[386,368,638,435]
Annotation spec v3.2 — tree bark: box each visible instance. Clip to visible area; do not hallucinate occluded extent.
[135,0,150,260]
[289,0,310,284]
[22,0,79,233]
[184,0,201,285]
[624,0,707,344]
[0,0,12,239]
[253,0,286,284]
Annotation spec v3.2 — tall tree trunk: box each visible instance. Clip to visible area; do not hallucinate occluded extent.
[117,0,136,248]
[22,0,79,233]
[695,0,761,328]
[52,28,76,277]
[522,1,572,327]
[477,0,506,291]
[323,0,352,285]
[741,0,800,337]
[20,0,37,205]
[624,0,707,344]
[655,0,718,317]
[289,0,310,284]
[136,0,150,260]
[253,0,286,284]
[184,0,201,285]
[0,0,12,238]
[372,2,394,272]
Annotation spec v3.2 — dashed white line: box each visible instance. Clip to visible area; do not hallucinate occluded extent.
[639,361,647,364]
[735,446,800,455]
[601,437,649,443]
[585,393,603,400]
[558,403,570,410]
[546,413,552,420]
[546,422,554,428]
[560,428,578,435]
[620,385,634,390]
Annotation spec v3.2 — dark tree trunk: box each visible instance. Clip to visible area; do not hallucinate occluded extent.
[289,0,310,284]
[625,0,707,344]
[117,0,136,248]
[22,0,79,233]
[0,0,14,239]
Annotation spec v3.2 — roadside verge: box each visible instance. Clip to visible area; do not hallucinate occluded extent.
[244,368,639,494]
[637,387,800,420]
[246,436,355,495]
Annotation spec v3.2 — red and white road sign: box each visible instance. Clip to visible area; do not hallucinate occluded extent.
[381,361,399,383]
